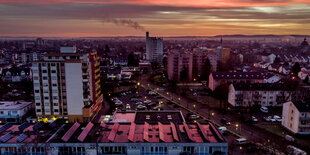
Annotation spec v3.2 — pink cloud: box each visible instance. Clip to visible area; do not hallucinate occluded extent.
[0,0,308,7]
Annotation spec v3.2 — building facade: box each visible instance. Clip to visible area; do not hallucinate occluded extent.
[228,83,293,107]
[282,101,310,135]
[208,72,264,91]
[146,32,163,64]
[167,49,193,82]
[0,101,33,123]
[32,47,102,122]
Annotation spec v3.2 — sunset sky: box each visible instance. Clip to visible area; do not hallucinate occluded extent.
[0,0,310,37]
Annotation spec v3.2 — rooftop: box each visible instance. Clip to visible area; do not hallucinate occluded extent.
[0,121,225,144]
[110,111,185,124]
[0,101,32,110]
[212,72,264,80]
[0,111,225,144]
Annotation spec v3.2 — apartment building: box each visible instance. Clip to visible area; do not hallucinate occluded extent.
[209,72,264,91]
[146,32,163,64]
[32,46,102,122]
[0,101,33,123]
[228,83,294,107]
[167,49,193,82]
[282,101,310,135]
[167,48,218,82]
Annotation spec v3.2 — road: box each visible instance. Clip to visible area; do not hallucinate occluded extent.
[137,73,310,154]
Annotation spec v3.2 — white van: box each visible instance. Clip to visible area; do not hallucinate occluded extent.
[236,138,247,145]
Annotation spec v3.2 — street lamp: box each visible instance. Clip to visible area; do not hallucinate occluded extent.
[211,112,215,116]
[178,98,181,101]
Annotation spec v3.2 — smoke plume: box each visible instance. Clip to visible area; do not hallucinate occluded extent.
[102,18,145,31]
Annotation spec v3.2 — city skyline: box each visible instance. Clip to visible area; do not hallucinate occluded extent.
[0,0,310,37]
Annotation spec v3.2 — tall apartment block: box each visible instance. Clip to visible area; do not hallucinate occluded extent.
[167,48,217,82]
[146,32,163,64]
[167,49,193,82]
[32,46,103,122]
[216,46,230,63]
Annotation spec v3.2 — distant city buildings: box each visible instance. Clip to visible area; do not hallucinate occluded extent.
[146,32,163,64]
[282,101,310,135]
[32,46,102,122]
[216,46,230,64]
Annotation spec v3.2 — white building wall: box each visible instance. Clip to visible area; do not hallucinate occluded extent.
[65,63,84,115]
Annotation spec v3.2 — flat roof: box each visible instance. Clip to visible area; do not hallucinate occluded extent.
[0,101,32,110]
[110,111,185,124]
[0,112,226,144]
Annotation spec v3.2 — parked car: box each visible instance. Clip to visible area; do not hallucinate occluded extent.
[260,106,268,113]
[135,102,143,105]
[252,116,258,122]
[137,105,146,110]
[263,116,271,122]
[189,115,199,120]
[285,135,295,142]
[144,99,152,104]
[273,115,282,122]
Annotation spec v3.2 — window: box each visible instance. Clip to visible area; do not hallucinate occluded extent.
[51,70,56,73]
[43,76,48,80]
[33,76,39,80]
[42,70,47,73]
[54,109,59,112]
[51,63,56,66]
[36,109,41,112]
[35,90,40,93]
[54,103,58,106]
[36,103,40,106]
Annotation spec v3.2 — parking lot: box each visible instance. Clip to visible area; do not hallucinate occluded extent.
[110,87,202,123]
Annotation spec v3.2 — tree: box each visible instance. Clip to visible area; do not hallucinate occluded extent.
[180,66,188,82]
[151,61,159,70]
[292,62,301,75]
[213,83,229,113]
[162,57,168,68]
[201,58,211,81]
[127,52,139,66]
[217,61,229,72]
